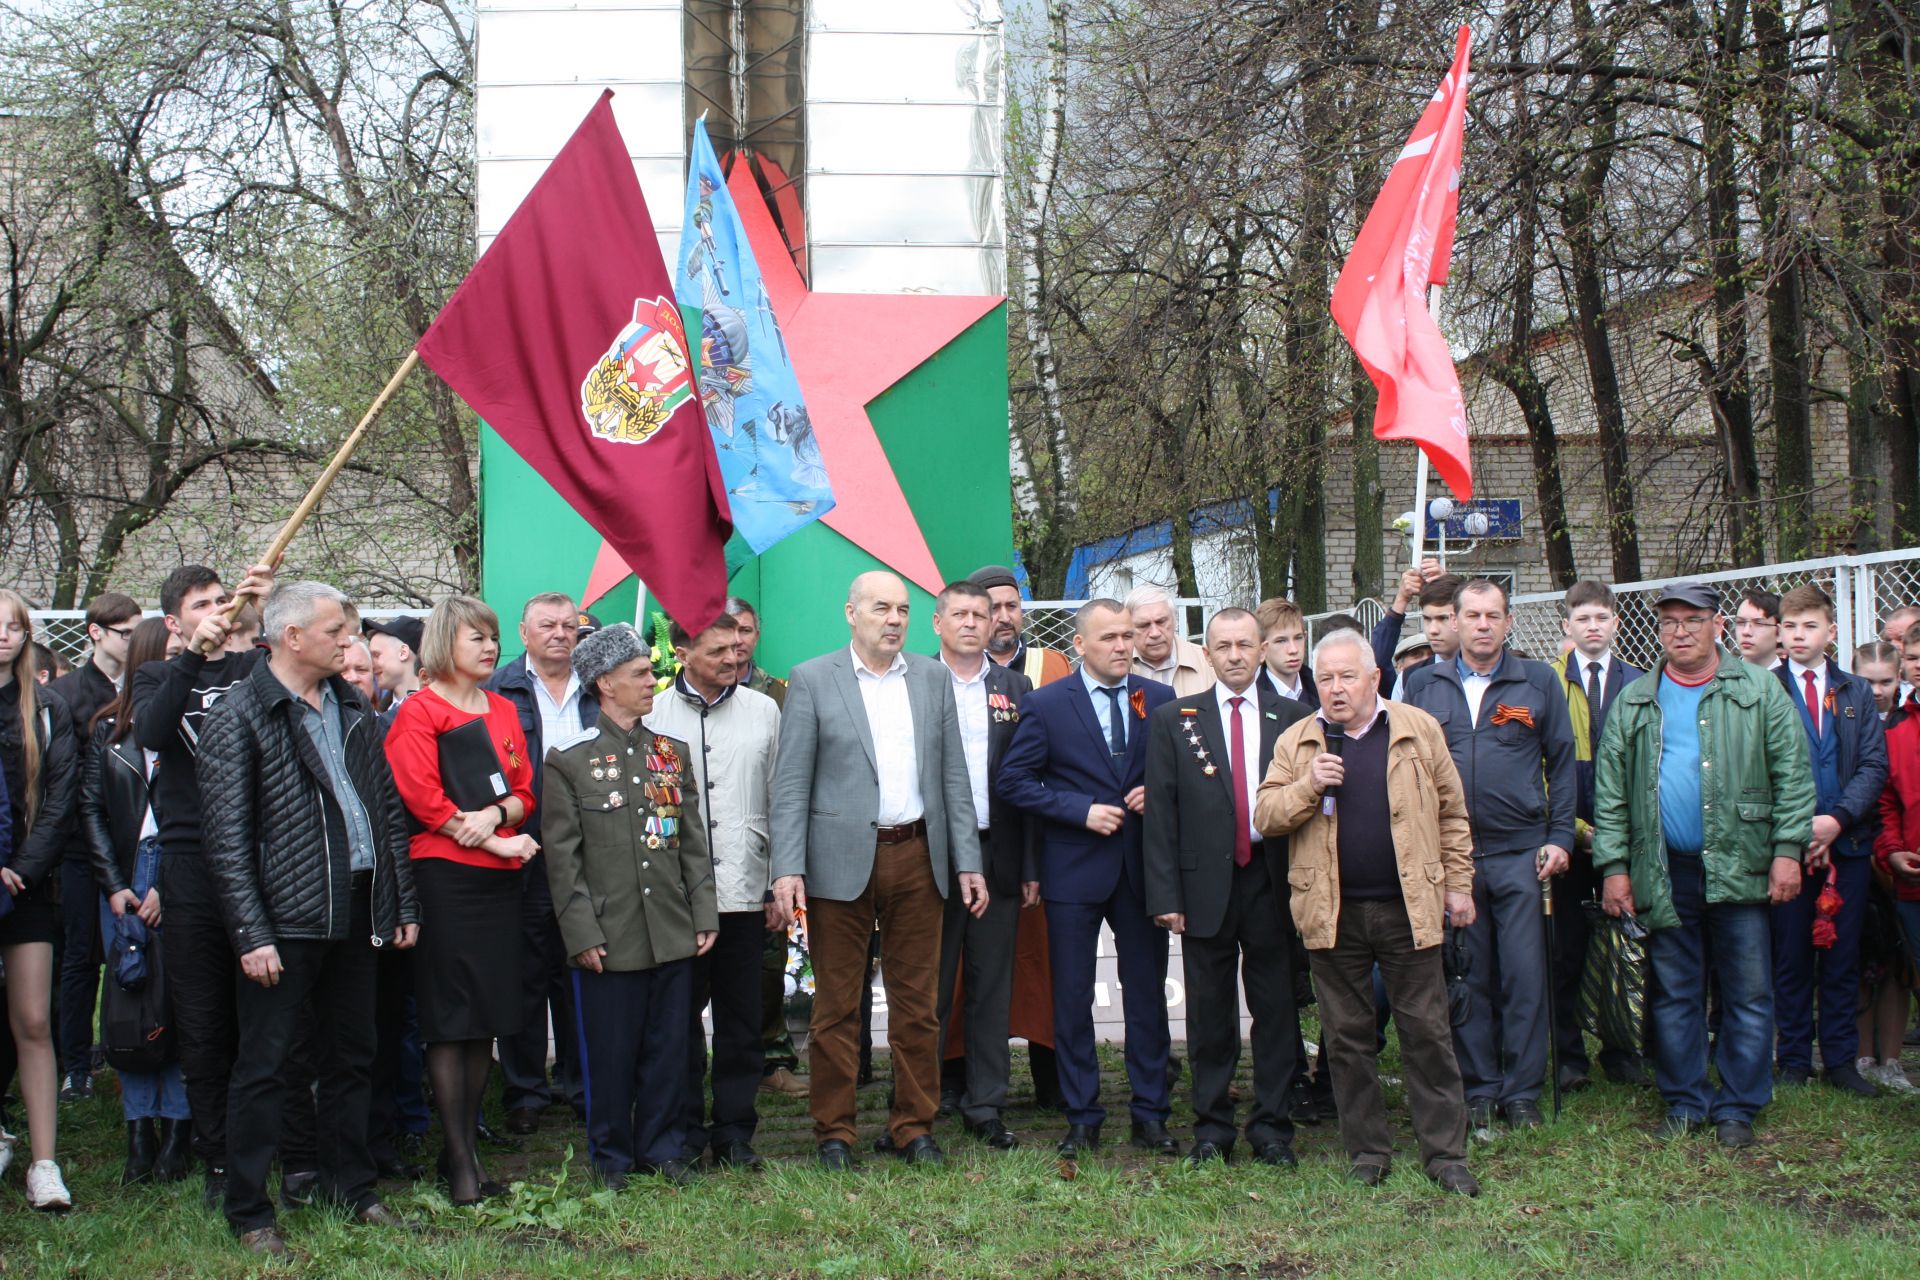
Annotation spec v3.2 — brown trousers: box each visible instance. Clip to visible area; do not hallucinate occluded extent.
[1309,897,1469,1175]
[806,835,946,1146]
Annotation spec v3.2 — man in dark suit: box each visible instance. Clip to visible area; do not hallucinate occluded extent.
[1549,580,1647,1087]
[769,572,989,1170]
[1144,608,1309,1165]
[998,598,1177,1158]
[932,581,1034,1148]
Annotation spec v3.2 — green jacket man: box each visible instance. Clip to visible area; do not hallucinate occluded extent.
[1592,641,1813,930]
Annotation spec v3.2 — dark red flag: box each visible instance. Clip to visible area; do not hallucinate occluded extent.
[417,90,732,629]
[1330,25,1474,499]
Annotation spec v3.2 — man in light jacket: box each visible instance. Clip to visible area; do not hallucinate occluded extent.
[647,611,781,1168]
[1256,630,1480,1196]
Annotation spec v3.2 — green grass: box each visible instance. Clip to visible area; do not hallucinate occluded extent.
[4,1035,1919,1278]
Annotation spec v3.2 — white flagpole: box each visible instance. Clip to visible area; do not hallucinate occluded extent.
[1409,283,1443,569]
[633,579,650,629]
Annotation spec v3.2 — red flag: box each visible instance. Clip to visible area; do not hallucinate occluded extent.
[417,91,733,630]
[1330,25,1474,500]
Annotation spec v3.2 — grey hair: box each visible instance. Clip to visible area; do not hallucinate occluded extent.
[262,581,352,642]
[1311,629,1377,673]
[724,595,759,622]
[1074,598,1127,636]
[1123,585,1174,613]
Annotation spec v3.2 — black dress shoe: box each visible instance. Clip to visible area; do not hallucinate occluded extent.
[475,1117,521,1150]
[1432,1162,1480,1196]
[376,1154,427,1181]
[1057,1123,1100,1159]
[964,1117,1018,1149]
[1558,1066,1593,1093]
[1825,1064,1879,1098]
[1776,1065,1813,1087]
[202,1167,227,1211]
[895,1135,945,1166]
[1186,1140,1228,1166]
[1131,1119,1178,1155]
[1502,1099,1544,1129]
[1287,1086,1322,1125]
[1715,1119,1755,1148]
[714,1142,764,1170]
[1347,1161,1387,1187]
[937,1091,962,1117]
[818,1140,855,1171]
[1253,1142,1297,1168]
[649,1158,699,1185]
[505,1107,541,1136]
[872,1131,898,1154]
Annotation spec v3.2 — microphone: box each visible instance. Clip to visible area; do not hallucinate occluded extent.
[1322,721,1346,814]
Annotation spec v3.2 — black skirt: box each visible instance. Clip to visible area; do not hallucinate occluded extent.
[412,857,525,1043]
[0,884,61,947]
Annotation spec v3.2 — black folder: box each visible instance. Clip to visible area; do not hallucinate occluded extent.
[437,717,512,811]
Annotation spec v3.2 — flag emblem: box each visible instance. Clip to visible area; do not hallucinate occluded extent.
[580,297,695,446]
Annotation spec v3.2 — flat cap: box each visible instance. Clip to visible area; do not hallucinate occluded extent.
[1652,580,1719,611]
[571,622,648,689]
[1394,629,1434,660]
[967,564,1019,591]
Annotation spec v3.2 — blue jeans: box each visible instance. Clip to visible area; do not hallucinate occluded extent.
[1647,853,1774,1123]
[102,837,189,1122]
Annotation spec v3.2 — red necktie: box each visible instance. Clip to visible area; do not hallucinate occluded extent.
[1229,696,1252,868]
[1804,670,1820,736]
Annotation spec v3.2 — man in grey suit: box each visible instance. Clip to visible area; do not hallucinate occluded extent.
[771,571,990,1169]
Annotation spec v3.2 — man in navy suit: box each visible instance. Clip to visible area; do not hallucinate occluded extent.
[998,598,1177,1157]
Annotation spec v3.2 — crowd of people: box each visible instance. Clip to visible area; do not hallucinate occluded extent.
[0,556,1916,1253]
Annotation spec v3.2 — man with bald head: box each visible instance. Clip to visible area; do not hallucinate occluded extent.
[770,572,989,1170]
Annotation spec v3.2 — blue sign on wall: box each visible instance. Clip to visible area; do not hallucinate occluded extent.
[1424,498,1523,542]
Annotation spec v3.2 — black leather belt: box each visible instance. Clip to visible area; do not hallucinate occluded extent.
[875,818,928,845]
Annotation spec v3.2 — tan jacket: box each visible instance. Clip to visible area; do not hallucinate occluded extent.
[1132,637,1215,698]
[1253,703,1473,951]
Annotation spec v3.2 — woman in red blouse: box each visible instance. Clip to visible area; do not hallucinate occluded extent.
[385,595,537,1205]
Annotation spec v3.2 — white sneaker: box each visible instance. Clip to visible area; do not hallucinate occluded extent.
[1874,1060,1918,1094]
[25,1159,72,1212]
[0,1128,15,1181]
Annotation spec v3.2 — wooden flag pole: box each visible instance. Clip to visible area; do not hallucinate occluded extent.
[197,349,422,651]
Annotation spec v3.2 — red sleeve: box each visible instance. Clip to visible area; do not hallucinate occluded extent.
[1877,722,1910,870]
[489,693,538,827]
[385,693,459,834]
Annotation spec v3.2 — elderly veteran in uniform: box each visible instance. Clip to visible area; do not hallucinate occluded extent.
[542,624,718,1189]
[1255,629,1481,1196]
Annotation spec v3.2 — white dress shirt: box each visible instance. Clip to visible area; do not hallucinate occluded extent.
[1266,668,1304,701]
[1788,658,1828,722]
[1081,666,1129,752]
[1460,662,1497,725]
[531,666,584,755]
[1215,682,1262,844]
[942,653,991,831]
[1573,650,1615,708]
[852,646,922,825]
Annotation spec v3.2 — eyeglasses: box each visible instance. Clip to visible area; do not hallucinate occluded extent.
[1731,617,1776,631]
[1657,616,1717,635]
[103,624,136,641]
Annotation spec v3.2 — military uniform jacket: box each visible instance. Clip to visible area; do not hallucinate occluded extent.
[542,713,719,972]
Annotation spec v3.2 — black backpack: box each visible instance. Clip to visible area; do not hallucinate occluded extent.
[101,924,176,1074]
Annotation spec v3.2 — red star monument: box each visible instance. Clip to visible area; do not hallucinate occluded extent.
[585,156,1001,603]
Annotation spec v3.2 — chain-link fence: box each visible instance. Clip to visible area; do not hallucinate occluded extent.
[1505,548,1920,673]
[1023,599,1215,654]
[28,607,429,669]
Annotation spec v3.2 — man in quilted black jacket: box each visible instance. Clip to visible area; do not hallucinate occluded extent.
[197,581,420,1257]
